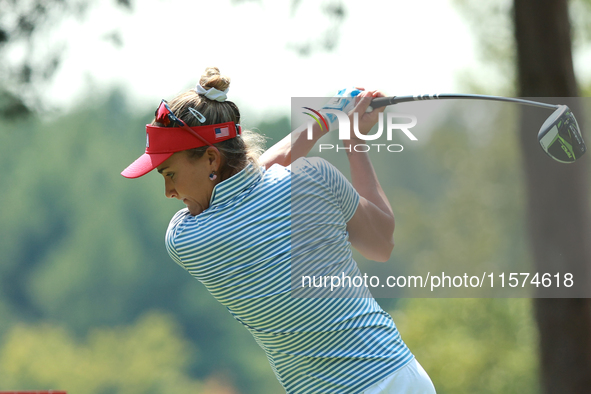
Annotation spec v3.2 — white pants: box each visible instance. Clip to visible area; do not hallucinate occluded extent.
[363,358,437,394]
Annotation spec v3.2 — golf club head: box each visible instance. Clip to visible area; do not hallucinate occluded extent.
[538,105,586,163]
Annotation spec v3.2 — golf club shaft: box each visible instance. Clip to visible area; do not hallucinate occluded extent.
[369,94,559,111]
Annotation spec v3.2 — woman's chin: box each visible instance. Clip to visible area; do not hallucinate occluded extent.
[186,204,203,216]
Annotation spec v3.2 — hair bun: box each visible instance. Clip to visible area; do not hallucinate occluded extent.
[200,67,230,92]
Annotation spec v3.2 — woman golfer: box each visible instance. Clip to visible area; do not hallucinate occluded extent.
[122,67,436,394]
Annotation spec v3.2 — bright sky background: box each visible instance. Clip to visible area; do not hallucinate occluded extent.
[42,0,590,122]
[42,0,481,121]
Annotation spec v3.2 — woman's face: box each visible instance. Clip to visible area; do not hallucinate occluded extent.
[157,149,219,216]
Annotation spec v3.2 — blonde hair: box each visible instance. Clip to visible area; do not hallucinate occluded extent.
[152,67,266,180]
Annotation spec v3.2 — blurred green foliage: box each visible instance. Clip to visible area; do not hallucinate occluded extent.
[452,0,591,96]
[0,312,209,393]
[393,298,538,394]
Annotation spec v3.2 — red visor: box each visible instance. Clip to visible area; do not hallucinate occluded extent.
[121,122,241,179]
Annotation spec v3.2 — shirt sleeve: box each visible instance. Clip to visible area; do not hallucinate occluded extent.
[302,157,360,222]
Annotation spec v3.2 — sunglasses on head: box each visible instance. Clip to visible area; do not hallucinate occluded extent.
[155,100,214,147]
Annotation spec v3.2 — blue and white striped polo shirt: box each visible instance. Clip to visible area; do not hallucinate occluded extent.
[165,157,413,394]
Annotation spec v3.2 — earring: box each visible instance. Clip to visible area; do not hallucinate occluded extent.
[209,171,217,181]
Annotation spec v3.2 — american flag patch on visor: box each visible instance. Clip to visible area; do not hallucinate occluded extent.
[215,126,230,138]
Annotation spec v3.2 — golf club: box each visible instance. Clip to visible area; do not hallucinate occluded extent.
[368,93,587,163]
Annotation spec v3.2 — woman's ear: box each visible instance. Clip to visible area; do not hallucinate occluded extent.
[206,146,221,169]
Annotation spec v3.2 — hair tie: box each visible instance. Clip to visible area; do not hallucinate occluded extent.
[195,84,228,102]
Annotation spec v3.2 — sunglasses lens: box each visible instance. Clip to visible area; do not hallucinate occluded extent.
[155,101,172,126]
[155,100,186,128]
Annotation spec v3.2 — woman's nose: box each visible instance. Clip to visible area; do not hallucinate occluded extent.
[165,189,177,199]
[165,180,178,199]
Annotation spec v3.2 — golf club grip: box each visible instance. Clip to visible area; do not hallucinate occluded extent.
[367,96,416,112]
[368,97,396,109]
